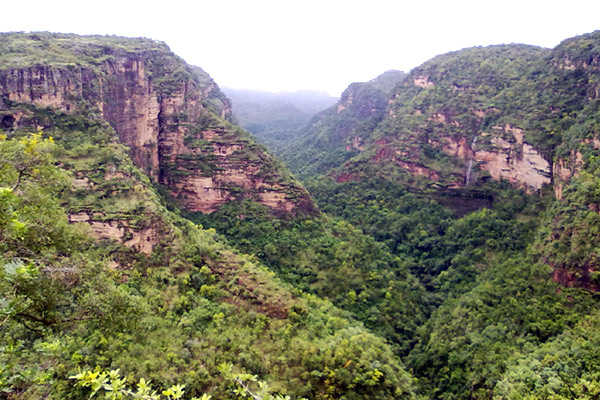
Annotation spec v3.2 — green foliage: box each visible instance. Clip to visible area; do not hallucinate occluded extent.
[192,200,429,355]
[307,176,539,294]
[0,128,417,400]
[0,131,82,259]
[278,71,406,180]
[189,34,600,400]
[70,368,205,400]
[217,361,298,400]
[535,155,600,290]
[407,258,596,399]
[495,309,600,399]
[222,32,600,400]
[5,30,600,400]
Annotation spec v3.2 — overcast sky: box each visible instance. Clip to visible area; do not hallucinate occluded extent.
[3,0,600,96]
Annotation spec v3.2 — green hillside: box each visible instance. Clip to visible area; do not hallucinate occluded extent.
[0,33,416,400]
[225,31,600,399]
[0,104,416,400]
[283,70,407,179]
[3,29,600,400]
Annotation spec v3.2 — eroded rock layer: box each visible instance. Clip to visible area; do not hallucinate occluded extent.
[0,33,315,215]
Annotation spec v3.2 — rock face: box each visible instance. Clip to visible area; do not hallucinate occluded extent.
[68,211,161,255]
[0,33,315,215]
[330,70,407,146]
[363,34,600,291]
[359,45,557,193]
[101,55,162,177]
[0,65,100,111]
[439,124,551,192]
[291,46,559,195]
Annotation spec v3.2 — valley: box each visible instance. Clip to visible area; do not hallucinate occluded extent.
[2,30,600,400]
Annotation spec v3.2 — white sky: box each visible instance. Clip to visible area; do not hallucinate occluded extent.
[3,0,600,96]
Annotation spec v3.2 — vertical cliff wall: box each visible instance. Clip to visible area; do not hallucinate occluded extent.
[0,33,315,215]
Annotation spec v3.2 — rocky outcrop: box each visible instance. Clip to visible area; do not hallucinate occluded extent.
[67,162,168,256]
[367,112,552,192]
[345,136,364,151]
[101,55,161,177]
[0,33,314,216]
[440,124,551,192]
[361,45,560,193]
[553,150,584,199]
[476,141,550,191]
[412,75,435,88]
[337,71,407,122]
[337,82,388,119]
[160,124,315,213]
[68,212,161,255]
[281,70,406,179]
[552,266,600,292]
[0,65,102,112]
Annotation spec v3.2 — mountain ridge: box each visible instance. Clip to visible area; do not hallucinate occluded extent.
[0,32,316,216]
[0,32,416,400]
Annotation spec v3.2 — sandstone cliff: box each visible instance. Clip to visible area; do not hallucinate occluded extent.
[361,45,555,193]
[341,35,600,290]
[0,32,315,215]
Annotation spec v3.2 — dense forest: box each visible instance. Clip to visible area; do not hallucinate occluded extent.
[2,30,600,400]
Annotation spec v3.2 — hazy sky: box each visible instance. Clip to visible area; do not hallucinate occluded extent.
[3,0,600,95]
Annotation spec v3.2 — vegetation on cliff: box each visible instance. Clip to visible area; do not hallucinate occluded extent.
[193,200,431,355]
[220,30,600,400]
[0,118,417,399]
[3,29,600,400]
[0,32,315,216]
[282,70,407,180]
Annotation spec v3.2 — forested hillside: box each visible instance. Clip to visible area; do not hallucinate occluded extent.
[222,30,600,399]
[282,70,407,179]
[3,29,600,400]
[0,33,416,400]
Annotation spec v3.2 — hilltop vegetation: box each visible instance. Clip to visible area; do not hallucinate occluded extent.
[0,33,414,400]
[221,30,600,400]
[283,70,407,179]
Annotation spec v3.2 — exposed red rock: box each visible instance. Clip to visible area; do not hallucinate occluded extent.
[335,173,361,183]
[553,150,584,199]
[0,48,315,216]
[68,212,162,255]
[552,266,600,292]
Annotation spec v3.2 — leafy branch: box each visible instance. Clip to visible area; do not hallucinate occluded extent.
[69,368,211,400]
[70,364,305,400]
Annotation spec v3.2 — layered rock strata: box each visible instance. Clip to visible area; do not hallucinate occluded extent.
[0,34,315,215]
